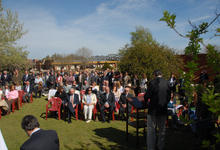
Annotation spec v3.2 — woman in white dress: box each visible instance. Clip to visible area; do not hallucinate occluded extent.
[82,87,97,123]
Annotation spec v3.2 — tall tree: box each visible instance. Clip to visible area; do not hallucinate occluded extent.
[75,47,93,68]
[0,0,29,71]
[118,26,182,79]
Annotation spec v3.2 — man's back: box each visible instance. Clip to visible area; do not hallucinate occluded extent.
[20,129,59,150]
[145,77,171,116]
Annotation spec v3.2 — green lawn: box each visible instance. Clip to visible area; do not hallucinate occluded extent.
[0,97,198,150]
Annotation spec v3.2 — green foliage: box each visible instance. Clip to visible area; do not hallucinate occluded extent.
[102,63,113,70]
[0,0,29,71]
[130,26,157,46]
[160,11,176,28]
[118,26,182,79]
[202,88,220,115]
[206,44,220,73]
[161,10,220,149]
[49,53,84,63]
[160,10,219,103]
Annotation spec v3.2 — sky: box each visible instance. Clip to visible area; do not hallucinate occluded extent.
[3,0,220,59]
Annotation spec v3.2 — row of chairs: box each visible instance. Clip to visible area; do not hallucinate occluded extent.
[45,91,146,121]
[0,90,33,119]
[45,97,112,121]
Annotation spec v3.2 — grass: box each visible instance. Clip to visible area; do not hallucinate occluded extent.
[0,97,199,150]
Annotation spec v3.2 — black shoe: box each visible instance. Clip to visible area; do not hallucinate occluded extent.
[107,120,110,123]
[68,120,72,124]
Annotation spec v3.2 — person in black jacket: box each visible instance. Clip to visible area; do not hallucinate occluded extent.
[22,70,30,86]
[55,86,68,120]
[144,70,171,150]
[1,70,11,86]
[100,86,115,122]
[47,72,56,89]
[23,81,33,103]
[118,86,133,120]
[67,88,80,123]
[20,115,59,150]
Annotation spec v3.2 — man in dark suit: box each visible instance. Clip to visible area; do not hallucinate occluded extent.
[20,115,59,150]
[23,81,33,103]
[67,88,80,123]
[100,86,115,123]
[1,70,11,86]
[118,86,133,120]
[22,70,30,86]
[47,72,56,89]
[144,70,171,150]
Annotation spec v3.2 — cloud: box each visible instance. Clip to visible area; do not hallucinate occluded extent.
[17,0,158,58]
[15,0,219,58]
[191,15,211,23]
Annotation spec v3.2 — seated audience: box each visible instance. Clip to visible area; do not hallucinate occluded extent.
[119,86,133,120]
[23,81,33,103]
[112,85,121,102]
[82,87,97,123]
[100,86,115,123]
[15,82,22,91]
[167,92,178,127]
[0,87,9,114]
[67,88,80,123]
[3,84,9,97]
[5,84,18,113]
[34,74,43,98]
[55,86,68,119]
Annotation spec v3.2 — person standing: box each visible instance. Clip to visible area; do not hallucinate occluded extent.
[1,70,11,86]
[144,70,171,150]
[169,73,177,93]
[20,115,59,150]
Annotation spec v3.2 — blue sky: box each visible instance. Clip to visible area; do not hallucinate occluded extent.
[3,0,220,58]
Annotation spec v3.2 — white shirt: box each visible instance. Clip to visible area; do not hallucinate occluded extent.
[30,128,40,137]
[35,77,43,84]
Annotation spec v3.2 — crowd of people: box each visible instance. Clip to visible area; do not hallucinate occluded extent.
[0,68,211,124]
[0,67,219,150]
[0,68,148,122]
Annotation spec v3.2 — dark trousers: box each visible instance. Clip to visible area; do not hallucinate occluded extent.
[61,103,67,121]
[68,102,76,121]
[119,103,132,119]
[23,93,31,103]
[34,86,42,98]
[147,115,167,150]
[6,99,18,113]
[100,105,114,121]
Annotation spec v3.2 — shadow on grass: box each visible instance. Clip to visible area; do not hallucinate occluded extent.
[93,127,146,150]
[91,126,200,150]
[40,112,46,119]
[40,112,62,121]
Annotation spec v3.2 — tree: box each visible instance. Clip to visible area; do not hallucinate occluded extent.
[160,10,220,149]
[75,47,93,68]
[160,10,220,102]
[102,63,113,70]
[118,26,182,79]
[0,0,29,71]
